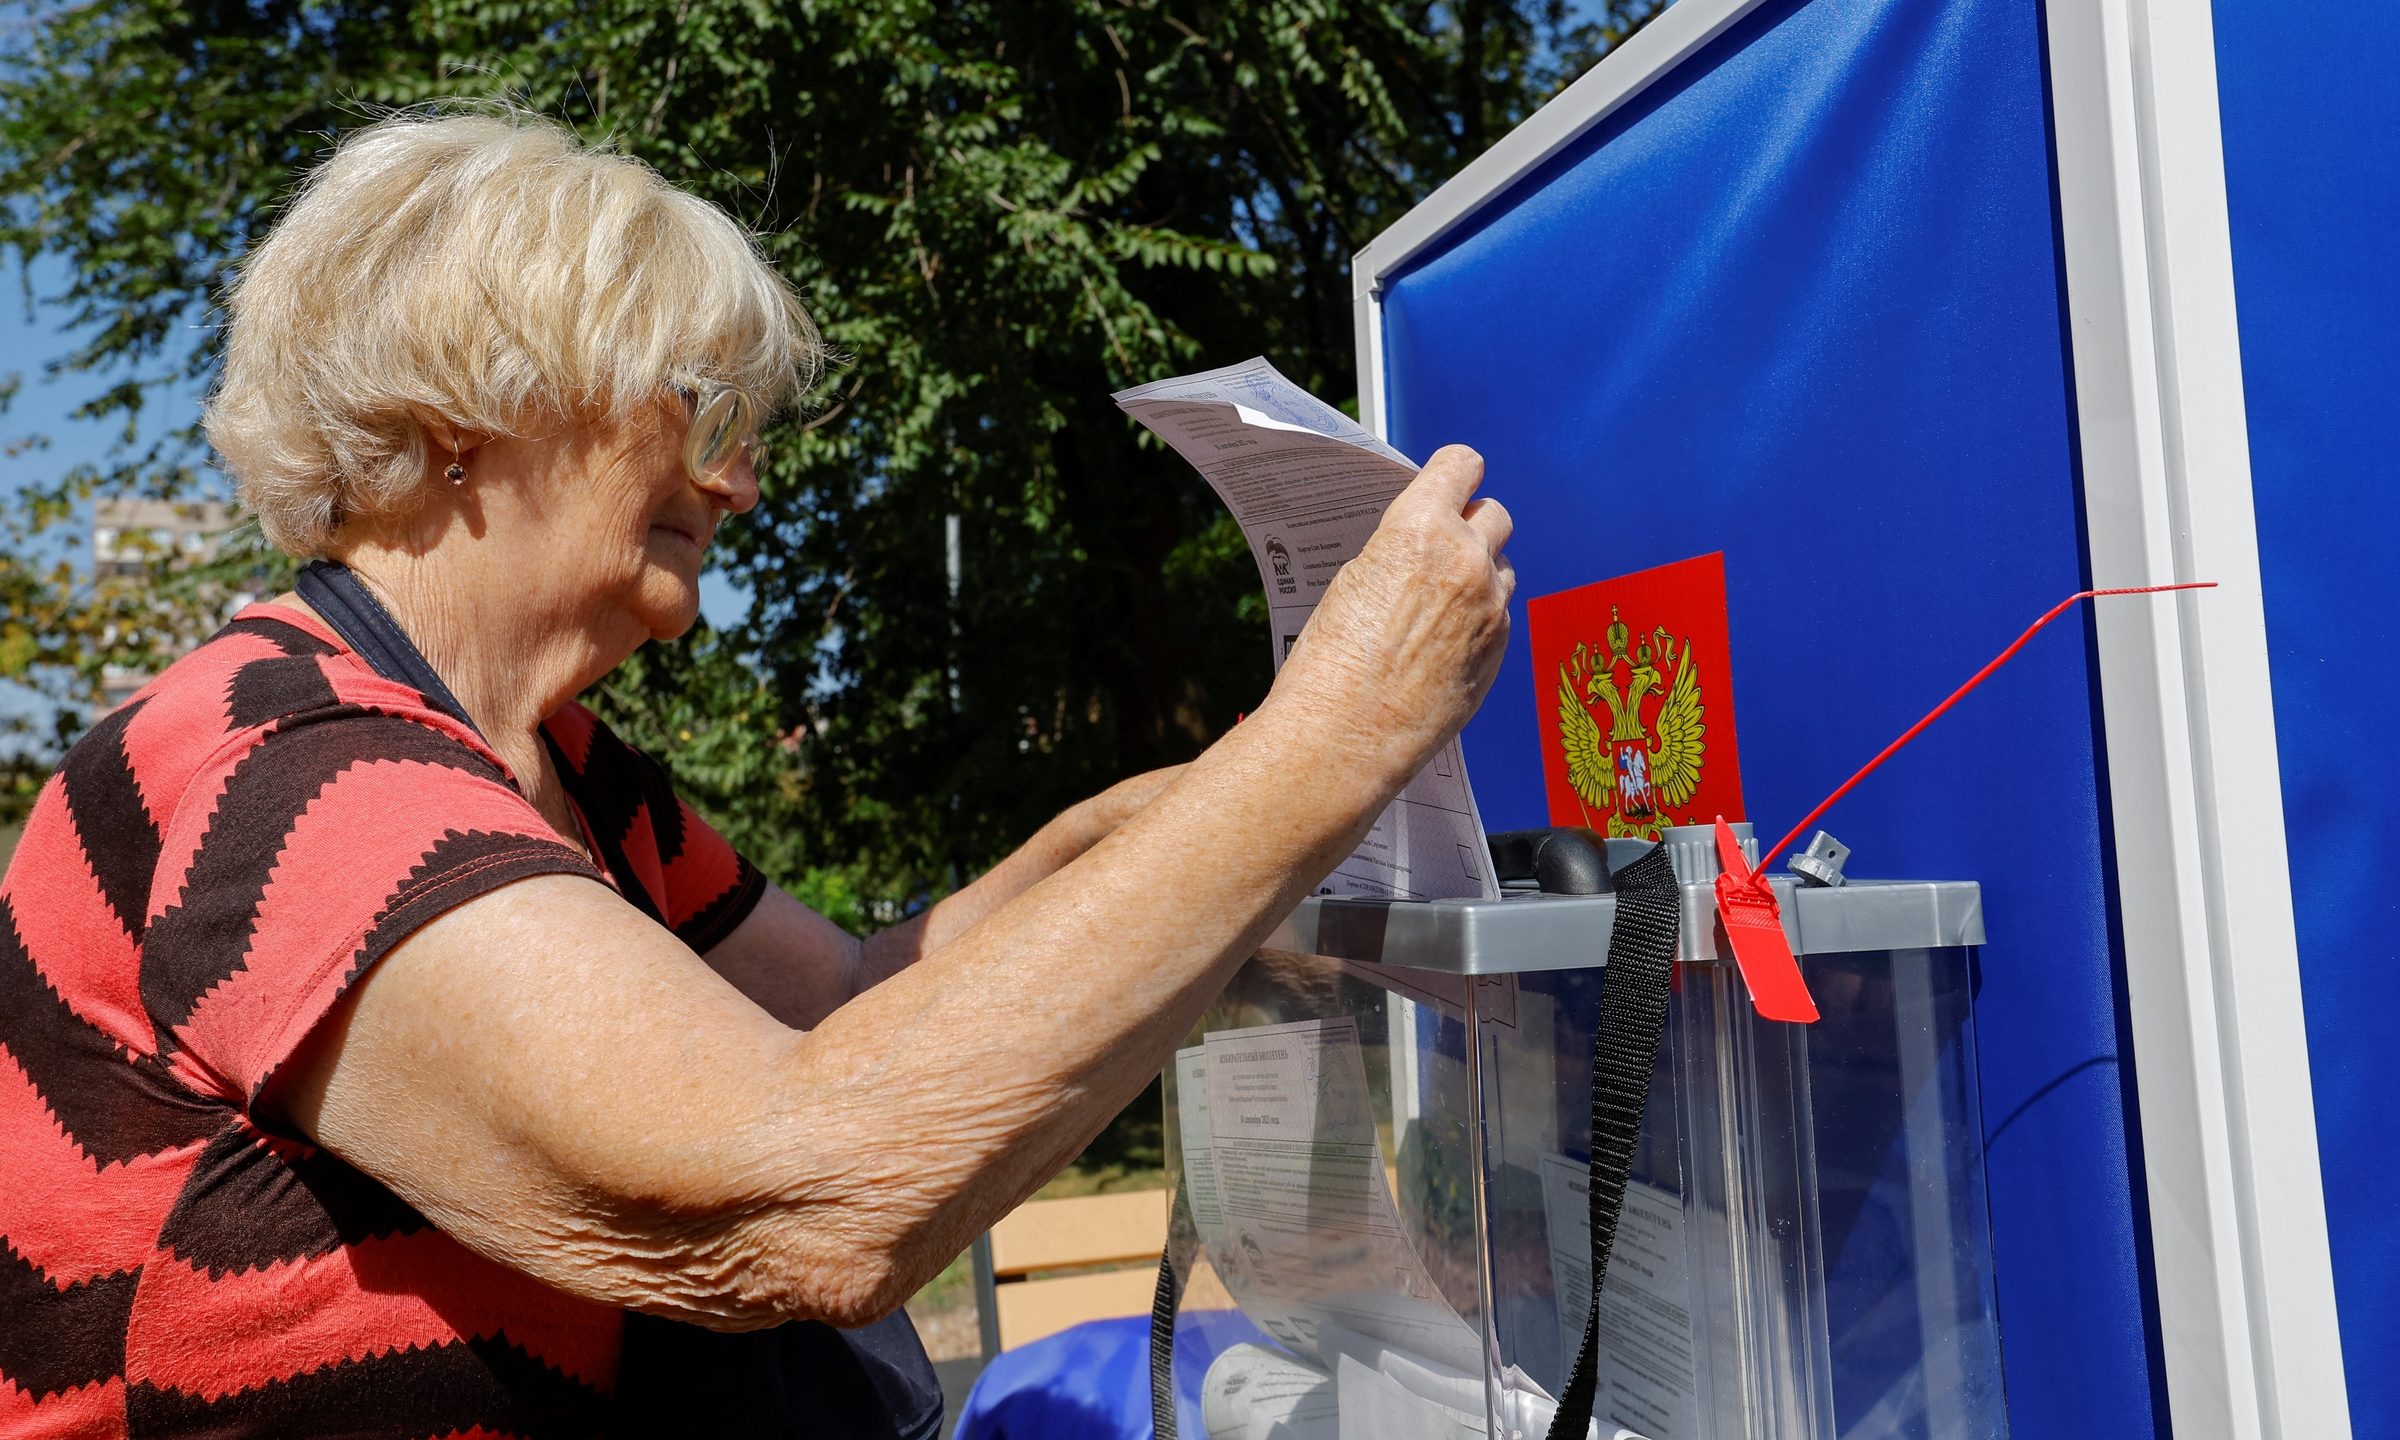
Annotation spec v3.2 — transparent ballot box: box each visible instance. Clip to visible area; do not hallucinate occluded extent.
[1160,826,2006,1440]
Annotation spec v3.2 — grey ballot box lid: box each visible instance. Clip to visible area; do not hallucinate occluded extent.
[1267,877,1986,975]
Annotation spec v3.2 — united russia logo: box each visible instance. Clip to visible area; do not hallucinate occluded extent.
[1527,552,1746,839]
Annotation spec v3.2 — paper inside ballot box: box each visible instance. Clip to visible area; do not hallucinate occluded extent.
[1537,1157,1699,1440]
[1196,1325,1487,1440]
[1200,1330,1644,1440]
[1201,1343,1336,1440]
[1178,1022,1679,1440]
[1179,1017,1480,1375]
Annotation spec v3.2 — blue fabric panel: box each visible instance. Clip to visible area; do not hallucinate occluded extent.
[1379,0,2161,1435]
[956,1314,1246,1440]
[2214,3,2400,1428]
[956,1317,1156,1440]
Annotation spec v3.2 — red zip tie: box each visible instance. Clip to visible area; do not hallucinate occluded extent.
[1751,583,2218,886]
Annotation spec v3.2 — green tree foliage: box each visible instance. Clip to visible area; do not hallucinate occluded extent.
[0,0,1658,912]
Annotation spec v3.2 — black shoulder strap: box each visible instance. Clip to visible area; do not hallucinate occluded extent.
[294,560,483,740]
[1547,842,1682,1440]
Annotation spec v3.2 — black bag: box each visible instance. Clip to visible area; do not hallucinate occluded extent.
[614,1311,945,1440]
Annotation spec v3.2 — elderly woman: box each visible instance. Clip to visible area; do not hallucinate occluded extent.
[0,112,1511,1438]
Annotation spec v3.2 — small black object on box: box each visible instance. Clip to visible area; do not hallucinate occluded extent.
[1487,828,1612,895]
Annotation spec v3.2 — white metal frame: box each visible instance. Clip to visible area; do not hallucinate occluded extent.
[1348,2,2350,1437]
[2044,2,2345,1436]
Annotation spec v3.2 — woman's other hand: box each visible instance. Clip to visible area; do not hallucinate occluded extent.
[844,762,1193,994]
[704,763,1193,1027]
[1271,445,1516,785]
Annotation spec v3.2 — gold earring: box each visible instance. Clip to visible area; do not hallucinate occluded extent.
[446,446,466,485]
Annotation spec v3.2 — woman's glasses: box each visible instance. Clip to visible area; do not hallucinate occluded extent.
[677,383,765,485]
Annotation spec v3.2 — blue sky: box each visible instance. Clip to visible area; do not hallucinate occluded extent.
[0,254,186,525]
[0,251,756,629]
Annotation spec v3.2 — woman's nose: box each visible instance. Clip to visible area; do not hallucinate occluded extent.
[697,455,761,515]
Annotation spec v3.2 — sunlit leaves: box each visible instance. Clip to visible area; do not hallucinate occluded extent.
[0,0,1658,909]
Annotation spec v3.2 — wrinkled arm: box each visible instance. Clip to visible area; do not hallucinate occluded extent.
[700,766,1186,1030]
[267,448,1514,1333]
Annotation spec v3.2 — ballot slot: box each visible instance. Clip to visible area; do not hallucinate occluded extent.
[1162,840,2005,1440]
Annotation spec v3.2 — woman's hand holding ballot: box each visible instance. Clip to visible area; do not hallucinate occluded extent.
[1270,444,1517,786]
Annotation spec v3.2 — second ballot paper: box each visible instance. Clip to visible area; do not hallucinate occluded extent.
[1113,357,1499,901]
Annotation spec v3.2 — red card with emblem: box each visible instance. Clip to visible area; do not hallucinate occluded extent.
[1527,553,1746,838]
[1531,557,1815,1022]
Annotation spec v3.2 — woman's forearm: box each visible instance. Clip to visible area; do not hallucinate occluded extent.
[287,697,1404,1336]
[853,766,1187,994]
[700,771,1171,1028]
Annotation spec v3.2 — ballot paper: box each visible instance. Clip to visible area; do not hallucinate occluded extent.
[1335,1354,1487,1440]
[1177,1044,1230,1258]
[1202,1343,1340,1440]
[1315,1320,1483,1415]
[1194,1016,1483,1375]
[1494,1369,1636,1440]
[1113,359,1499,902]
[1539,1155,1698,1440]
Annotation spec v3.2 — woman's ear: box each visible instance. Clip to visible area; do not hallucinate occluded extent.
[410,411,496,468]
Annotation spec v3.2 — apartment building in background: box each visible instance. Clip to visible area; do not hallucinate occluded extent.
[92,499,243,711]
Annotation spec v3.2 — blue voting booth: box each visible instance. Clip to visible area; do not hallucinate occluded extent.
[1359,0,2383,1434]
[962,1,2390,1437]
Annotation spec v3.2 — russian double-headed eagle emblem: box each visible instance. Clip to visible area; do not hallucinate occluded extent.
[1556,605,1706,840]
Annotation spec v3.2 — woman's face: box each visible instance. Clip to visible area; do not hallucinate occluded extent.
[523,391,761,644]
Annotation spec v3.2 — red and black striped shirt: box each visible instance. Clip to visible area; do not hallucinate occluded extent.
[0,604,766,1436]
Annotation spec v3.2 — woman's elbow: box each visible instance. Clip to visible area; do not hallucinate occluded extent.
[584,1201,926,1332]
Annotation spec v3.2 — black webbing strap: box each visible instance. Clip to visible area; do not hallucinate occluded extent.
[1546,842,1681,1440]
[294,559,484,740]
[1148,1184,1191,1439]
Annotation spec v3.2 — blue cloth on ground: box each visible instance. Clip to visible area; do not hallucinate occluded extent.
[954,1317,1154,1440]
[955,1312,1262,1440]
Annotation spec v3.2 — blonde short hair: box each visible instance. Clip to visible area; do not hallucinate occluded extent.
[207,107,820,555]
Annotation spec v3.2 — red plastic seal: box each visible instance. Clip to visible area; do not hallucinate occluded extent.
[1711,818,1819,1023]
